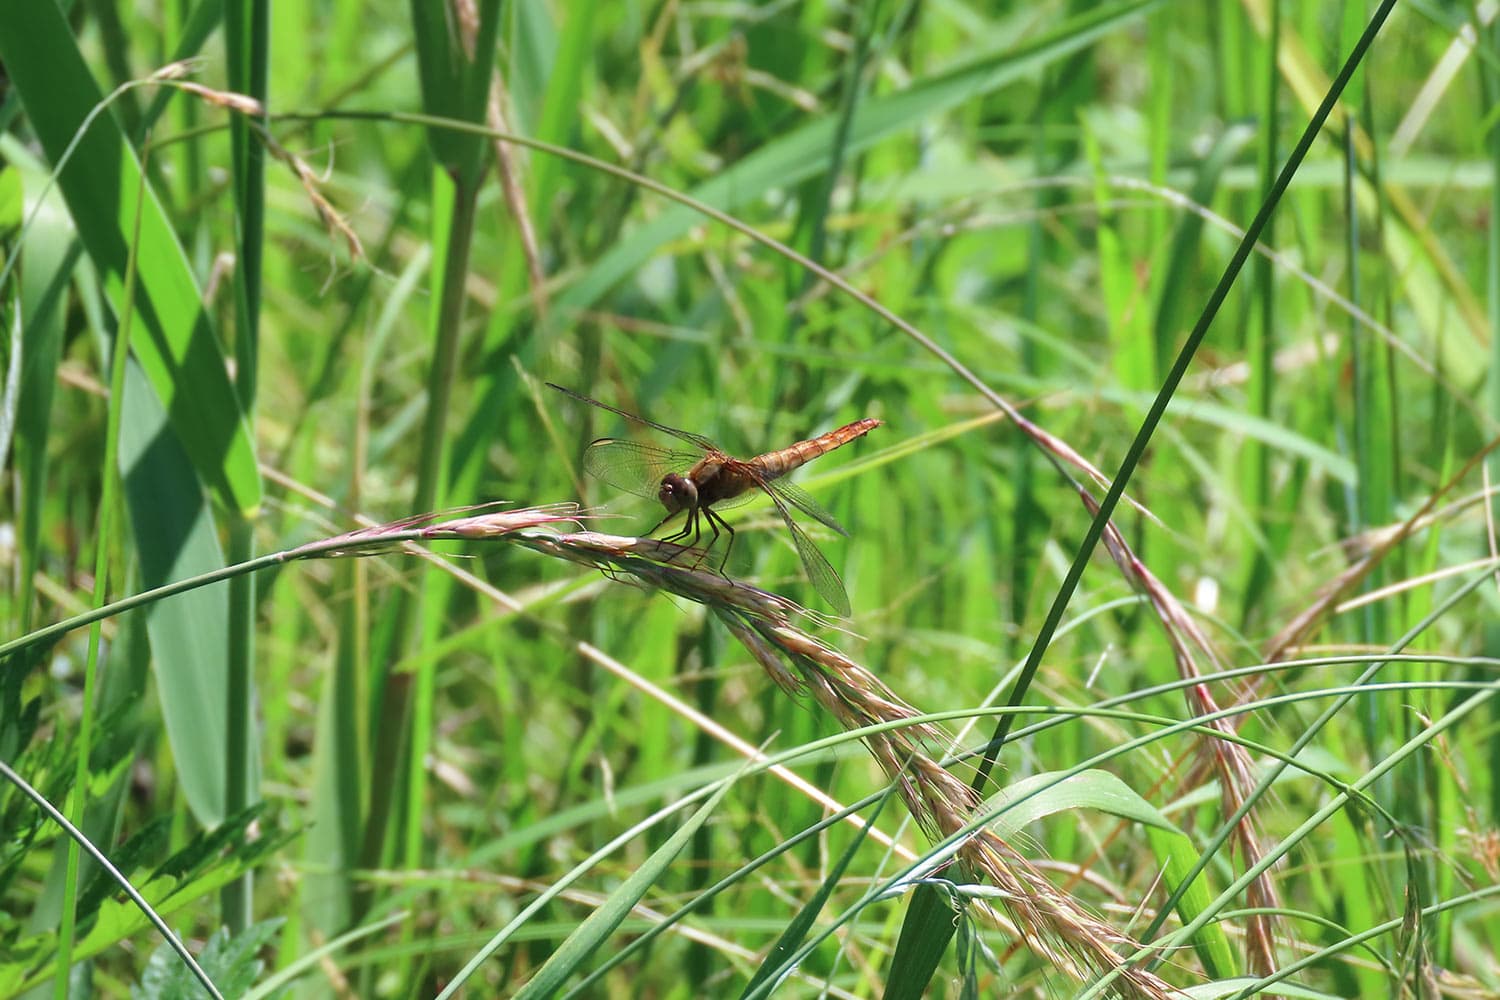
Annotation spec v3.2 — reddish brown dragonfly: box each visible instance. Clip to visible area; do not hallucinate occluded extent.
[549,383,880,616]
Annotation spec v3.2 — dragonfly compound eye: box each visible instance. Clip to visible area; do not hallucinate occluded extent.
[658,473,696,514]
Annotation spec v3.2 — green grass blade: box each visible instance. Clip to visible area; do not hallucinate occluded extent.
[0,1,261,515]
[986,769,1238,980]
[739,789,893,998]
[555,0,1161,318]
[0,759,224,1000]
[12,166,76,634]
[221,0,271,937]
[883,876,965,1000]
[360,0,504,914]
[502,771,743,1000]
[1239,0,1283,626]
[409,0,501,175]
[529,0,597,220]
[118,361,247,826]
[971,0,1400,792]
[55,129,149,1000]
[138,0,224,134]
[1151,124,1257,359]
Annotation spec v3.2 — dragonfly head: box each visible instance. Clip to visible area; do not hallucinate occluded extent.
[658,473,698,515]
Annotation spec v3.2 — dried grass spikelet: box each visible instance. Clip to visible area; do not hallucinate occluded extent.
[296,508,1227,995]
[146,60,365,261]
[726,614,1184,999]
[1085,492,1281,978]
[288,502,583,561]
[261,133,365,261]
[524,528,1185,998]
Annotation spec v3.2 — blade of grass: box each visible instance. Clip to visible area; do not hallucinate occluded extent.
[1151,124,1257,361]
[1243,0,1486,352]
[1483,5,1500,923]
[780,0,878,336]
[551,0,1161,324]
[1084,118,1155,390]
[448,760,750,1000]
[972,0,1399,790]
[1239,0,1283,626]
[949,5,1398,994]
[356,0,502,962]
[0,759,223,1000]
[739,785,893,998]
[527,0,597,240]
[138,0,225,135]
[0,1,261,516]
[56,138,148,1000]
[13,170,78,634]
[221,0,271,937]
[983,769,1237,980]
[300,243,427,943]
[0,268,16,473]
[118,359,239,825]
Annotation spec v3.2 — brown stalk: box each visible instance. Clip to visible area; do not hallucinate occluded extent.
[514,529,1186,998]
[1083,492,1280,978]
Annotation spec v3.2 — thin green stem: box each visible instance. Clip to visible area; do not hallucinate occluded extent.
[357,169,484,921]
[1242,0,1281,621]
[54,137,149,1000]
[405,170,481,870]
[0,526,457,668]
[970,0,1399,791]
[1,550,282,666]
[223,519,257,933]
[222,0,270,936]
[0,760,224,1000]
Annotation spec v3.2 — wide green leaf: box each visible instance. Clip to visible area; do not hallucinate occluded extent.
[985,768,1238,981]
[118,362,252,826]
[0,0,261,515]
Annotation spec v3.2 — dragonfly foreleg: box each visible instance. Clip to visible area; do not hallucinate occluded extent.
[660,503,700,547]
[653,504,690,541]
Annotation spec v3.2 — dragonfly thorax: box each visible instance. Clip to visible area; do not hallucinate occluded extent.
[658,473,698,515]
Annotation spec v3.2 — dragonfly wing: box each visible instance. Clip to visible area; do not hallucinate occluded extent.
[764,477,849,536]
[649,421,719,453]
[757,484,852,616]
[787,518,852,617]
[581,439,685,500]
[549,382,721,452]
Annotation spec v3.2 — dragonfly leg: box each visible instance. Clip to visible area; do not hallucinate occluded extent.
[656,509,689,542]
[661,504,700,562]
[681,504,717,569]
[703,507,735,575]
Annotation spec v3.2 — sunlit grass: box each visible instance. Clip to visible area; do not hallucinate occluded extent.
[3,1,1499,997]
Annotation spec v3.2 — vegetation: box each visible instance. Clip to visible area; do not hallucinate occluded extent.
[2,0,1498,996]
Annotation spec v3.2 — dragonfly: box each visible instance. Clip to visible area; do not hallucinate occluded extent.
[548,383,880,616]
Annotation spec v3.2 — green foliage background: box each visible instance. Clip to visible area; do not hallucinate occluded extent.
[2,0,1499,997]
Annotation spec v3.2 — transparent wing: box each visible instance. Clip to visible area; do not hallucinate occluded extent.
[548,382,720,452]
[786,517,852,617]
[581,439,697,500]
[763,477,848,537]
[758,484,851,617]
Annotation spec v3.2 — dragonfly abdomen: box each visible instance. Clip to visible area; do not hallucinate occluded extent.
[751,418,882,479]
